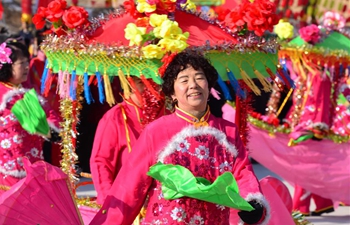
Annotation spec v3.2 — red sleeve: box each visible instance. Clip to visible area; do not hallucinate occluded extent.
[90,129,154,225]
[230,126,270,224]
[90,108,120,204]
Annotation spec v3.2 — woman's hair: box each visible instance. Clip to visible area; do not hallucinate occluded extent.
[0,41,30,82]
[162,50,218,97]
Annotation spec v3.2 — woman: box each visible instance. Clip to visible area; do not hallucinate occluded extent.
[90,50,270,225]
[90,76,166,205]
[0,41,60,194]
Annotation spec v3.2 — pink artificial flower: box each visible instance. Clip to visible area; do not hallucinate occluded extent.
[0,43,12,69]
[323,11,345,30]
[299,24,321,44]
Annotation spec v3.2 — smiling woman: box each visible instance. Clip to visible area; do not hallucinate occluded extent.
[91,50,271,225]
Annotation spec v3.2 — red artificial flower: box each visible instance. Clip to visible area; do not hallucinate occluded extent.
[135,17,150,28]
[46,0,67,22]
[51,26,67,37]
[224,1,249,33]
[32,7,47,30]
[157,0,176,13]
[215,7,230,22]
[124,0,144,19]
[244,0,279,36]
[299,24,321,44]
[62,6,89,29]
[158,52,177,77]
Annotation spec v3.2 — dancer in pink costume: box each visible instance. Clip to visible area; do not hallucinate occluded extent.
[0,41,60,194]
[91,50,270,225]
[90,77,166,205]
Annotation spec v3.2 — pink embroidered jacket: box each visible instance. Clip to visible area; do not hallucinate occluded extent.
[0,83,60,184]
[91,107,270,225]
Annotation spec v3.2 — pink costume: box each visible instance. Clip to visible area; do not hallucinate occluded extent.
[90,100,143,205]
[90,107,269,225]
[0,82,60,194]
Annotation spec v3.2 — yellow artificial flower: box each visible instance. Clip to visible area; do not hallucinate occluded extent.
[274,20,294,40]
[142,44,165,59]
[158,38,188,53]
[181,0,196,11]
[153,20,182,39]
[149,14,168,27]
[174,32,189,41]
[124,23,147,46]
[137,0,157,13]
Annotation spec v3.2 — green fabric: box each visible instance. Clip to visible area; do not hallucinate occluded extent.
[337,93,348,105]
[293,133,314,144]
[45,50,278,83]
[147,162,254,211]
[11,89,50,136]
[289,32,350,54]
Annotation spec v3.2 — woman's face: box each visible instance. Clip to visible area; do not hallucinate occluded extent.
[172,65,209,113]
[129,77,145,107]
[10,56,29,85]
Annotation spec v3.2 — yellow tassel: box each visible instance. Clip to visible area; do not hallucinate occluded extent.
[118,70,131,99]
[103,74,116,107]
[240,69,261,95]
[301,55,317,76]
[276,88,293,117]
[253,69,273,92]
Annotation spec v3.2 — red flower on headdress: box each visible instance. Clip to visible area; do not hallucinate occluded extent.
[224,2,249,33]
[299,24,321,44]
[244,0,279,36]
[124,0,144,19]
[224,0,279,36]
[62,6,89,29]
[158,52,177,77]
[32,7,47,30]
[46,0,67,22]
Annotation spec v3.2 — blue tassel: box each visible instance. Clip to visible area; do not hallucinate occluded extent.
[40,60,49,94]
[70,70,77,100]
[281,64,295,88]
[96,71,105,103]
[275,70,286,85]
[83,72,94,104]
[338,64,344,77]
[216,75,232,101]
[227,69,246,99]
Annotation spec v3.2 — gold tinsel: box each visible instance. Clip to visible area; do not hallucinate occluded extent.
[59,76,84,192]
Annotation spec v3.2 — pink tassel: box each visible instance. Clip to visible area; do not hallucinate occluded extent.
[57,70,65,99]
[65,71,71,99]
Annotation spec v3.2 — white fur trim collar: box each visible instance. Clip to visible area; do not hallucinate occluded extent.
[157,125,238,162]
[0,88,46,112]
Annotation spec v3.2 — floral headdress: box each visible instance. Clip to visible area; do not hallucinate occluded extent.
[32,0,90,36]
[0,42,12,69]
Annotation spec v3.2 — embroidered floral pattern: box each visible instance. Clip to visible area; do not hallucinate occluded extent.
[0,90,45,178]
[216,204,226,211]
[189,215,204,225]
[144,130,236,224]
[31,148,39,157]
[13,135,23,144]
[219,161,232,173]
[170,207,186,222]
[1,139,11,149]
[177,140,190,153]
[195,145,209,160]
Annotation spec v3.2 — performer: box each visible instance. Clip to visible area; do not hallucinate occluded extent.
[90,50,270,225]
[90,76,166,205]
[0,41,60,194]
